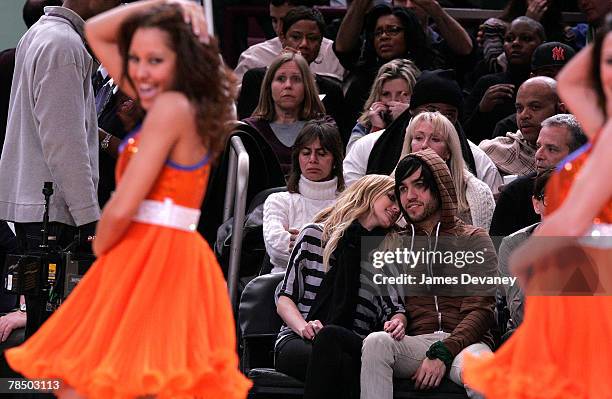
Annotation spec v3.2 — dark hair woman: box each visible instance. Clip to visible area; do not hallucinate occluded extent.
[263,120,344,273]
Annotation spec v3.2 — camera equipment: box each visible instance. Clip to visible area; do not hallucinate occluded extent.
[3,182,94,313]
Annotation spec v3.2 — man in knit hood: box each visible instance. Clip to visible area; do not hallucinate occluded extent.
[361,149,497,399]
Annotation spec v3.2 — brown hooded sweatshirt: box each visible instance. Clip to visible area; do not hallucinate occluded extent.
[398,148,497,357]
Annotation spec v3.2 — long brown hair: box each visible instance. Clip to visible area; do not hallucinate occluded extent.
[117,4,236,161]
[251,52,325,121]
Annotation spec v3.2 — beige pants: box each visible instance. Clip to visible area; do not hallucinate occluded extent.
[360,331,490,399]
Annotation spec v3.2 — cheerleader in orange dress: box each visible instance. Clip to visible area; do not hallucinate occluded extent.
[463,15,612,399]
[5,1,251,398]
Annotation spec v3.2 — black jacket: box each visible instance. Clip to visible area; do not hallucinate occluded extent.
[198,123,286,247]
[492,113,518,139]
[366,109,477,176]
[463,67,529,144]
[489,173,540,238]
[309,221,387,330]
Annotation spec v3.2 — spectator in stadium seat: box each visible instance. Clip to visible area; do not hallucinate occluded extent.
[346,58,420,153]
[234,0,344,89]
[263,120,344,273]
[275,174,405,398]
[335,5,443,127]
[489,113,588,237]
[242,52,326,175]
[492,41,576,138]
[334,0,473,72]
[499,0,579,48]
[399,112,495,230]
[237,7,348,142]
[463,16,545,144]
[468,3,571,90]
[479,76,564,176]
[391,0,473,56]
[474,3,581,86]
[498,168,553,334]
[360,150,497,399]
[578,0,612,41]
[529,41,577,79]
[344,69,502,194]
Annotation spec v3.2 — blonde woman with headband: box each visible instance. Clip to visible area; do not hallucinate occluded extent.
[275,174,406,399]
[346,59,420,153]
[401,111,495,230]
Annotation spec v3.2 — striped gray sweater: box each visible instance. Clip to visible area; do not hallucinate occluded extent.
[275,223,404,345]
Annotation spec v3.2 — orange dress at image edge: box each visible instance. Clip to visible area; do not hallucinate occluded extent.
[463,139,612,399]
[5,134,252,398]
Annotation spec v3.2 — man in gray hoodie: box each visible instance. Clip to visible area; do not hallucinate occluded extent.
[0,0,120,337]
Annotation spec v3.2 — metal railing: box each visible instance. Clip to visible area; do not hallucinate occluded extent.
[223,135,250,309]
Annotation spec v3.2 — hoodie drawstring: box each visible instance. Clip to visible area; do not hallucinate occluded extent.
[431,222,444,334]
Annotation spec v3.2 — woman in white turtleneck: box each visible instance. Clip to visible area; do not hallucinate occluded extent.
[263,120,345,273]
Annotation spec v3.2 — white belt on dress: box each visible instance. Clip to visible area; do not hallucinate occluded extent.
[133,199,200,232]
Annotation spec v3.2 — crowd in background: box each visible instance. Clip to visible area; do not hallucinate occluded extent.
[0,0,609,397]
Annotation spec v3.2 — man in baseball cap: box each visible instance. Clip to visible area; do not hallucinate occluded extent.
[492,42,576,139]
[530,41,576,78]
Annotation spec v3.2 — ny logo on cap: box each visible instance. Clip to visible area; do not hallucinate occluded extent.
[552,46,566,61]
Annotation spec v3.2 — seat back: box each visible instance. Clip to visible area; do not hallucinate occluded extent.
[215,186,287,278]
[238,273,285,373]
[246,186,287,214]
[199,122,285,246]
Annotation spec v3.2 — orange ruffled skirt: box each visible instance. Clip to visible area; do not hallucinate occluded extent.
[6,222,252,399]
[464,294,612,398]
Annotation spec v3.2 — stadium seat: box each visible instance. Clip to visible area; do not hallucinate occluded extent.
[238,274,470,398]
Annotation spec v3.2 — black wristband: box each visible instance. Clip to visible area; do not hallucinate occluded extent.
[426,341,453,369]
